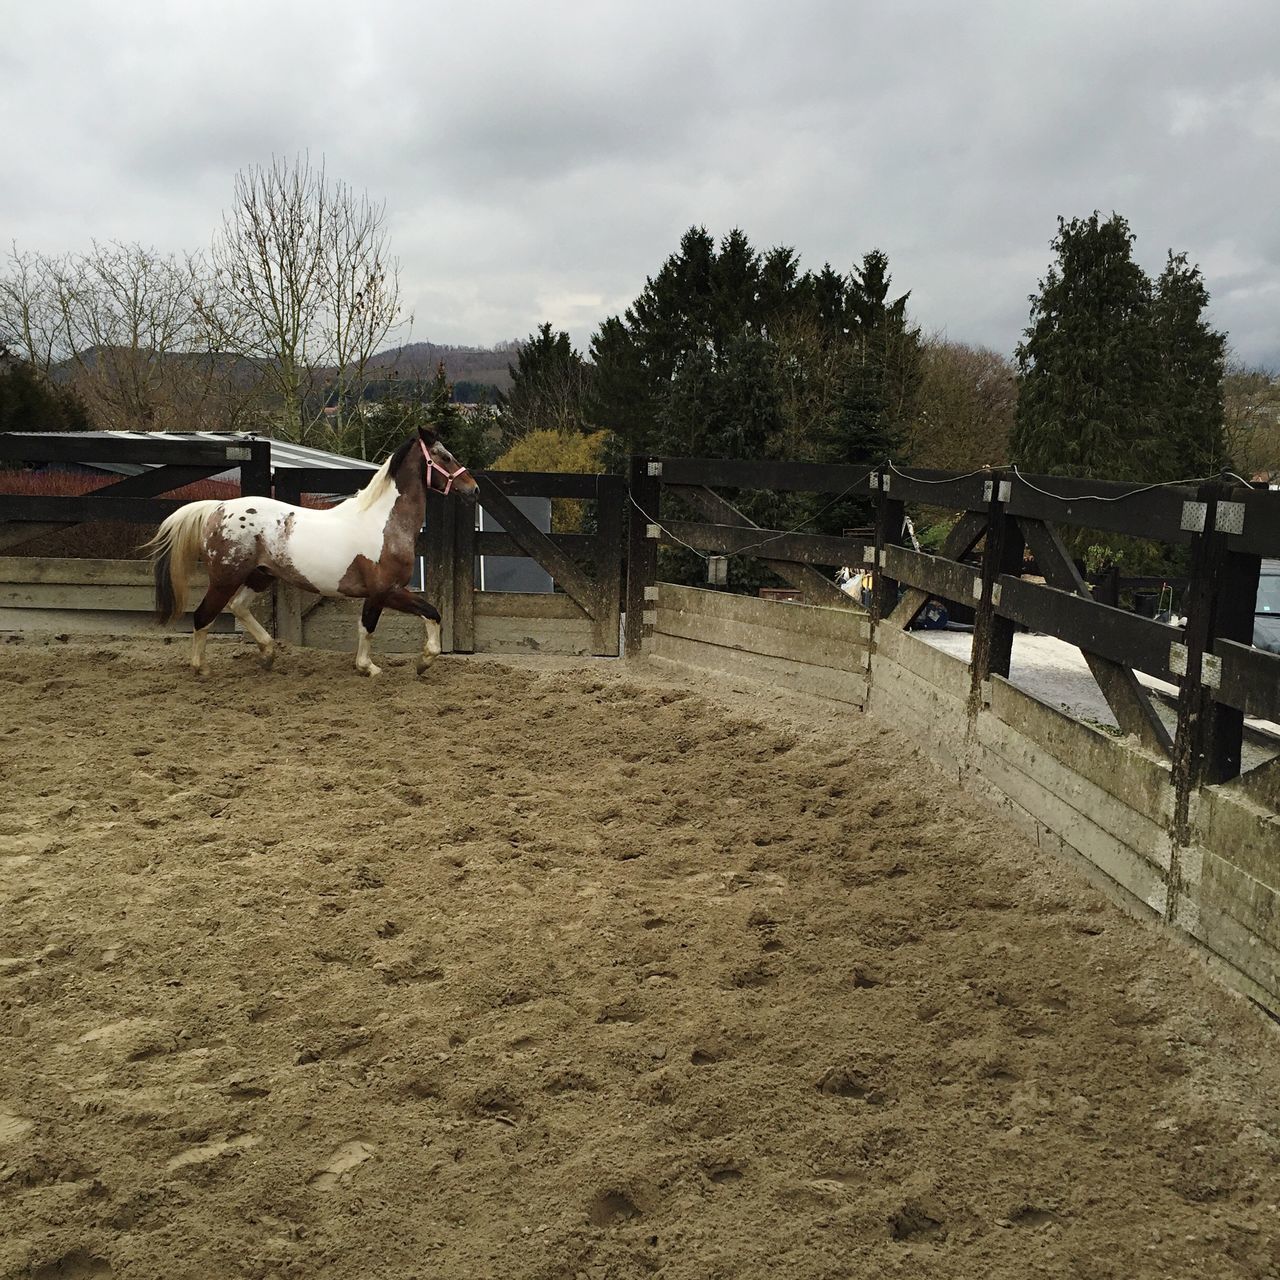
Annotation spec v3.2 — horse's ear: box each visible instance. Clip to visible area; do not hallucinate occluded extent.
[417,426,438,447]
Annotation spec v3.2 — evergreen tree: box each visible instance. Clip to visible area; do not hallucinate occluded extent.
[0,348,93,432]
[1152,251,1227,477]
[1012,213,1161,479]
[425,361,498,468]
[497,322,593,450]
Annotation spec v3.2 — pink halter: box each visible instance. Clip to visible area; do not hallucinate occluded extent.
[419,438,470,496]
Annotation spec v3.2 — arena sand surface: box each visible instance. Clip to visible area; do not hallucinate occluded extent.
[1,637,1278,1280]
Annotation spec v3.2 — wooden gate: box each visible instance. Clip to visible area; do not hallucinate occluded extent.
[277,468,626,659]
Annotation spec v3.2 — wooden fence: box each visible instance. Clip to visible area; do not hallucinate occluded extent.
[626,454,1280,1014]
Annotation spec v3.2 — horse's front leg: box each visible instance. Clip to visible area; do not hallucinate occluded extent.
[383,588,443,676]
[355,598,384,677]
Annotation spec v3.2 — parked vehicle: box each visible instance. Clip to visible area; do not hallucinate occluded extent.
[1255,559,1280,654]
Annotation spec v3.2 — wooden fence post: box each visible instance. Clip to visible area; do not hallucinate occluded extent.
[594,474,626,655]
[1172,481,1261,807]
[625,456,660,657]
[242,438,272,498]
[422,495,456,653]
[969,469,1024,714]
[869,468,905,627]
[451,494,476,654]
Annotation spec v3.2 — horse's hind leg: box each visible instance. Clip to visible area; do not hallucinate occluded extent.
[190,581,239,675]
[229,567,276,668]
[383,588,442,676]
[355,599,383,677]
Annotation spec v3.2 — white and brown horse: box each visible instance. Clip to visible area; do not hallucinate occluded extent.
[144,428,478,676]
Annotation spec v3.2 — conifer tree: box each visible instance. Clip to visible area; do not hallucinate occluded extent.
[1012,213,1160,479]
[1151,252,1227,478]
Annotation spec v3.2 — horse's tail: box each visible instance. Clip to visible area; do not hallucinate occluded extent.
[139,500,220,624]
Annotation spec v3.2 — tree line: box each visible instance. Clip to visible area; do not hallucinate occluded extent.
[2,158,1277,489]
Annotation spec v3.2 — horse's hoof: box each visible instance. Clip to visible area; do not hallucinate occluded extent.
[259,649,275,670]
[192,665,209,678]
[417,657,434,676]
[357,663,382,678]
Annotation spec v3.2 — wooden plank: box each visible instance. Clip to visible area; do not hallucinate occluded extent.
[648,632,867,705]
[1018,516,1173,756]
[474,591,587,620]
[987,677,1174,823]
[1186,899,1280,1007]
[272,466,373,496]
[975,708,1173,872]
[660,520,868,568]
[1195,785,1280,888]
[1228,484,1280,557]
[1005,472,1196,545]
[656,584,869,642]
[874,467,992,512]
[0,522,65,551]
[657,456,874,494]
[475,474,600,619]
[665,484,862,609]
[870,623,974,701]
[0,495,193,525]
[474,614,598,656]
[0,432,260,467]
[655,608,868,670]
[0,607,233,635]
[474,531,597,558]
[0,556,155,585]
[969,740,1169,913]
[882,544,976,610]
[1207,564,1271,722]
[1201,852,1280,950]
[1,583,180,612]
[301,601,419,653]
[995,574,1182,682]
[479,470,615,499]
[886,510,987,629]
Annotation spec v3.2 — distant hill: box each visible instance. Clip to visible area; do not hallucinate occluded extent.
[366,341,516,392]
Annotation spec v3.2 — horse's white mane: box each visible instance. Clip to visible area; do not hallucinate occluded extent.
[346,455,397,513]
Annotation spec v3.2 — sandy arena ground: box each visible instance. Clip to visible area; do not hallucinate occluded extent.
[1,636,1278,1280]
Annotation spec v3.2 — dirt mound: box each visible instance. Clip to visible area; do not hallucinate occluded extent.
[1,638,1278,1279]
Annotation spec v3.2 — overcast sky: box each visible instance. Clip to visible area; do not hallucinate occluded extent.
[4,1,1279,366]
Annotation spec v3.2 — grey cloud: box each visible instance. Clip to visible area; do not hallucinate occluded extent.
[3,0,1279,364]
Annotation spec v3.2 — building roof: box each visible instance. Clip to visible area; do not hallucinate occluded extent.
[29,430,375,479]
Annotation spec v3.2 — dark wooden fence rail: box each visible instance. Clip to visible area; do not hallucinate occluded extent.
[0,432,272,551]
[625,455,1280,794]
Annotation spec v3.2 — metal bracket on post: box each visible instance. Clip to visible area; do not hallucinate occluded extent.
[643,586,659,602]
[645,524,661,540]
[983,480,1011,503]
[1169,641,1222,687]
[869,473,881,491]
[972,576,984,601]
[1180,501,1207,533]
[1215,502,1245,535]
[646,461,663,477]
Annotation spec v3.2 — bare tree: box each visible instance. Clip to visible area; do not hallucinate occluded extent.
[1223,360,1280,480]
[0,244,64,374]
[50,241,213,429]
[322,178,403,456]
[210,154,404,446]
[907,336,1017,470]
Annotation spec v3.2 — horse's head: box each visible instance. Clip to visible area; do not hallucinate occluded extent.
[417,428,479,501]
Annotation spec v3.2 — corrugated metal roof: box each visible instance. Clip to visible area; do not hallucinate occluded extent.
[25,430,374,472]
